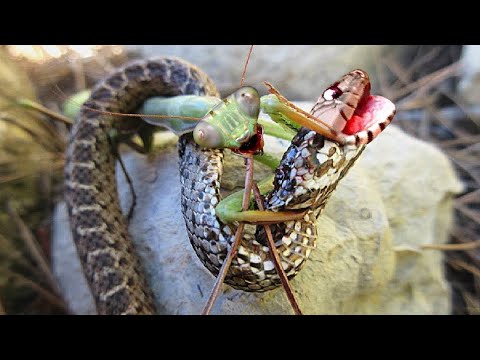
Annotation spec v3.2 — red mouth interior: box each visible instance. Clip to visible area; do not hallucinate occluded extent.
[233,125,265,155]
[342,95,394,135]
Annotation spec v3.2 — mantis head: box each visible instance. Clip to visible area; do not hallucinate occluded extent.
[193,86,261,152]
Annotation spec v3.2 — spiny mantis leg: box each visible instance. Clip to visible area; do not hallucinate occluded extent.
[215,175,307,225]
[107,129,138,222]
[202,154,255,315]
[251,182,302,315]
[202,156,304,315]
[107,125,155,222]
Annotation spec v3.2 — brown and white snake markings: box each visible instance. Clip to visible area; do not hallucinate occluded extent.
[65,57,219,314]
[65,57,395,314]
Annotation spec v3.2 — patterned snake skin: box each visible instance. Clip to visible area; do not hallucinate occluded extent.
[65,57,219,314]
[65,57,372,314]
[179,130,364,292]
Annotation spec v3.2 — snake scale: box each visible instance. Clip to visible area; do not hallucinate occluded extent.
[65,57,390,314]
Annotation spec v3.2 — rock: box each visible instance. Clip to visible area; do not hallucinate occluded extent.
[126,45,463,102]
[126,45,389,99]
[458,45,480,105]
[52,104,463,315]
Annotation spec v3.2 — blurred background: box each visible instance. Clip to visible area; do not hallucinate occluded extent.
[0,45,478,315]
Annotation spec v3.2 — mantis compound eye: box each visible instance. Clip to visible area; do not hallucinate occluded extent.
[193,121,224,148]
[235,86,260,119]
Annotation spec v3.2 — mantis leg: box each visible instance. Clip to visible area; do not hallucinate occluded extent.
[107,129,138,222]
[215,175,307,225]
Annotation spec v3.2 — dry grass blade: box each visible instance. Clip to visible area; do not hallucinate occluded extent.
[6,200,63,298]
[437,89,480,129]
[15,98,73,126]
[456,189,480,204]
[384,57,413,87]
[448,258,480,279]
[455,204,480,225]
[0,87,69,143]
[391,46,443,89]
[71,58,86,91]
[426,104,468,139]
[0,114,61,153]
[389,60,462,101]
[374,57,391,98]
[4,269,68,313]
[421,240,480,251]
[0,159,64,185]
[449,156,480,188]
[439,134,480,148]
[463,291,480,315]
[0,233,40,273]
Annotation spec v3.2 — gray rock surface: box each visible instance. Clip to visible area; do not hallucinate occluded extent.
[126,45,388,100]
[52,101,463,314]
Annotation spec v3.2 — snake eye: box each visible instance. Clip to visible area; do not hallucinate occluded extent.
[193,122,224,148]
[322,82,343,101]
[235,86,260,119]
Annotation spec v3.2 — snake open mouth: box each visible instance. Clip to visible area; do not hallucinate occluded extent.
[310,69,396,144]
[341,95,396,136]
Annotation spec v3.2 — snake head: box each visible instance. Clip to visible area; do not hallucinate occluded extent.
[311,69,396,145]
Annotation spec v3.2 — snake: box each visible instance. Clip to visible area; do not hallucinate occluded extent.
[64,57,395,315]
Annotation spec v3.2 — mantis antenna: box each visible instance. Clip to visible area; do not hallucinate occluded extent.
[240,45,254,87]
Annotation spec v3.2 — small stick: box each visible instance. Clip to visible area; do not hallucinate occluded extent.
[447,258,480,279]
[107,135,137,222]
[421,240,480,251]
[0,114,63,154]
[389,60,462,101]
[7,269,69,312]
[16,98,73,126]
[240,45,254,87]
[6,201,63,298]
[251,182,303,315]
[202,154,255,315]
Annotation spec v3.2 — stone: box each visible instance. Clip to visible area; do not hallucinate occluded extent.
[126,45,389,99]
[52,103,463,315]
[126,45,463,103]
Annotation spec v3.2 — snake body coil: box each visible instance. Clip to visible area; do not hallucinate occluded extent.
[65,58,218,314]
[179,130,364,292]
[65,57,367,314]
